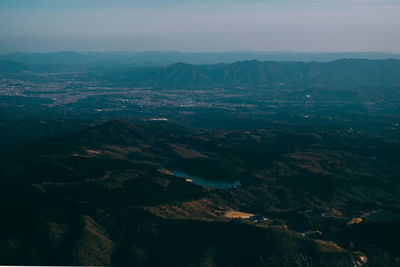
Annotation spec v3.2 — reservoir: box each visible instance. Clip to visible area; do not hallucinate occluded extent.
[171,170,241,189]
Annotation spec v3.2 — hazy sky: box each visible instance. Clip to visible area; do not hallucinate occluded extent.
[1,0,399,53]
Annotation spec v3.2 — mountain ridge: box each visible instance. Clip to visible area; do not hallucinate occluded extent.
[106,58,400,89]
[2,51,400,66]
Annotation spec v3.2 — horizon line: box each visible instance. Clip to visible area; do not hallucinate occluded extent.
[1,50,400,55]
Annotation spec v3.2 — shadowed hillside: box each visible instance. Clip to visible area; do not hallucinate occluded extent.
[0,119,399,266]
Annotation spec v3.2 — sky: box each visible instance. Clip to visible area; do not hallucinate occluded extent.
[0,0,399,53]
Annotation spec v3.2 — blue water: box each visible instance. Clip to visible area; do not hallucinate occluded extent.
[171,170,241,189]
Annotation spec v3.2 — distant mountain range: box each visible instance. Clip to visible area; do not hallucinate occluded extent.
[2,55,400,89]
[1,51,400,68]
[107,59,400,89]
